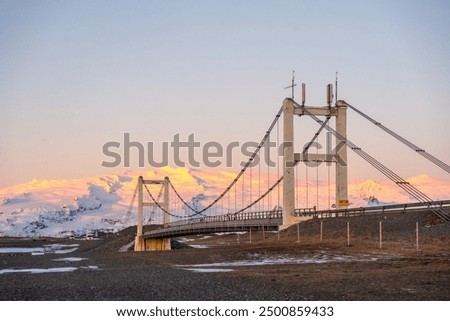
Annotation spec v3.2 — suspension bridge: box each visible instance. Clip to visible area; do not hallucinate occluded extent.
[127,83,450,251]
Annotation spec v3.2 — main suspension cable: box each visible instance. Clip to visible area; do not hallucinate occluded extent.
[167,180,207,217]
[346,101,450,174]
[143,181,184,219]
[156,106,284,217]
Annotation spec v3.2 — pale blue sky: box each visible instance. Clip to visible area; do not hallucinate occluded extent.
[1,0,449,188]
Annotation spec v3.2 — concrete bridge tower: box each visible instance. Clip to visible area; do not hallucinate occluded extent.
[282,86,348,228]
[134,176,171,251]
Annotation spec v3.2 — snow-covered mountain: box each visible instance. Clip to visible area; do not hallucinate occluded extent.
[1,167,449,238]
[0,167,209,237]
[0,174,134,237]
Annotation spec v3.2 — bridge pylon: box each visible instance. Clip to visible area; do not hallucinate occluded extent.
[282,98,296,227]
[335,100,349,208]
[134,176,171,251]
[281,88,349,229]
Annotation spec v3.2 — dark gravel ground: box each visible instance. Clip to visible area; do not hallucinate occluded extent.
[0,211,449,301]
[0,241,308,300]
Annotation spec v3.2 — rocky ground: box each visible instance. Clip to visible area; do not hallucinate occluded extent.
[0,211,449,300]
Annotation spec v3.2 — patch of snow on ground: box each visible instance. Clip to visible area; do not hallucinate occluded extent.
[178,252,383,269]
[0,265,99,275]
[189,244,212,249]
[183,268,234,273]
[44,244,79,254]
[52,257,87,262]
[80,265,99,270]
[0,247,44,253]
[0,267,78,274]
[0,244,79,255]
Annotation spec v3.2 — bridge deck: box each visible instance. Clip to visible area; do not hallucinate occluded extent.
[143,200,450,239]
[144,218,282,239]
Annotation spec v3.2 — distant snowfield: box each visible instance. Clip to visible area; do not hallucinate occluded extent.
[0,167,449,238]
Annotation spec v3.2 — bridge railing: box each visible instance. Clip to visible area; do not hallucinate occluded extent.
[142,200,450,239]
[168,209,283,227]
[295,208,316,216]
[299,200,450,219]
[166,200,450,227]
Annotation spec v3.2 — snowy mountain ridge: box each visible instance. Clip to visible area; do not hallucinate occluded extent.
[1,168,449,238]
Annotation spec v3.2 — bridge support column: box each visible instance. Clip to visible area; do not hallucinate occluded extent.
[134,176,144,251]
[163,177,170,227]
[134,235,145,251]
[336,101,349,208]
[282,98,296,228]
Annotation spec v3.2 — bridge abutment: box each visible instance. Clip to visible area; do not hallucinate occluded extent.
[134,236,171,251]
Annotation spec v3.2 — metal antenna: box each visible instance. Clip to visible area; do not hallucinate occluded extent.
[327,84,333,107]
[284,70,297,99]
[301,83,306,106]
[335,71,338,105]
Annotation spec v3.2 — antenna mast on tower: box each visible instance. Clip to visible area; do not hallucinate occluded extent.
[284,70,297,99]
[335,71,338,105]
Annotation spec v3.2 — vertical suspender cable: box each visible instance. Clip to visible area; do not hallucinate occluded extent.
[267,145,271,210]
[328,161,331,209]
[258,158,261,212]
[277,119,280,208]
[296,160,299,210]
[234,182,237,213]
[227,186,230,213]
[220,191,223,215]
[316,136,319,210]
[250,165,253,211]
[306,162,309,208]
[242,169,245,211]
